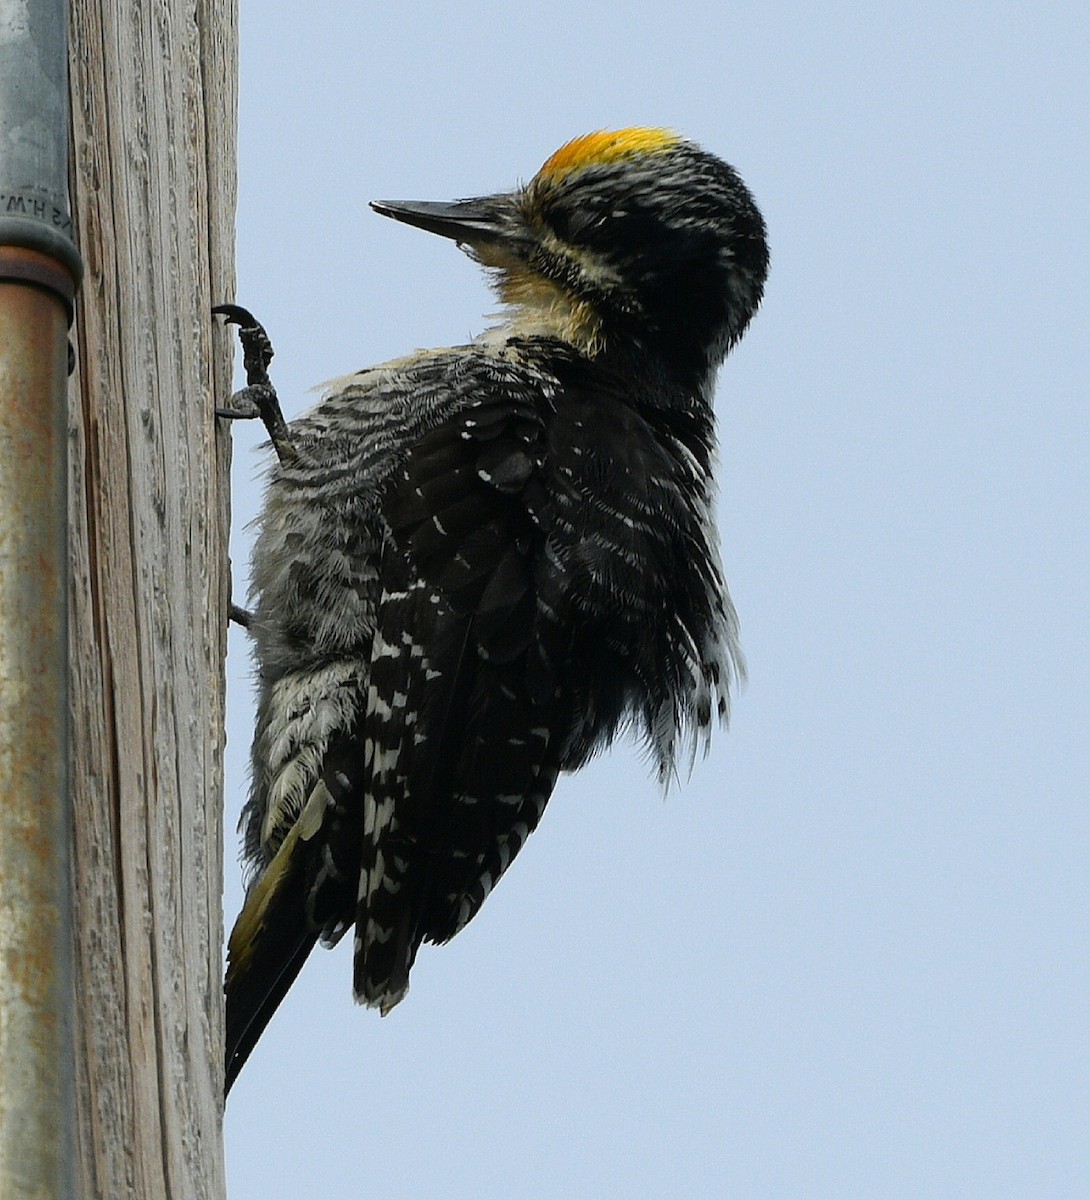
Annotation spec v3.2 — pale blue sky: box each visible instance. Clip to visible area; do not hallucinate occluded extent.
[222,5,1090,1196]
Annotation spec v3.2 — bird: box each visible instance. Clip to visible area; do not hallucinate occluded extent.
[218,127,768,1094]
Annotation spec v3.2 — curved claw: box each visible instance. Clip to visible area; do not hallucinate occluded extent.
[214,303,275,382]
[212,303,259,328]
[213,304,296,463]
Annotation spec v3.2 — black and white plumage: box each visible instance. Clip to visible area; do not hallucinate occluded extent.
[221,128,768,1093]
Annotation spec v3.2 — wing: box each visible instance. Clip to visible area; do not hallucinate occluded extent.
[224,353,571,1080]
[352,377,573,1013]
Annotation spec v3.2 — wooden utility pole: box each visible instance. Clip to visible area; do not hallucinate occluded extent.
[67,1,236,1196]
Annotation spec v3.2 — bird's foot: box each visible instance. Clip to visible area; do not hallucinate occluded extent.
[214,304,297,463]
[228,602,254,630]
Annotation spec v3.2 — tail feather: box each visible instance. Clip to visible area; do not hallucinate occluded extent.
[225,787,326,1094]
[225,924,317,1094]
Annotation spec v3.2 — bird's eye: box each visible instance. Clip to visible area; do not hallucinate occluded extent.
[551,205,608,243]
[545,205,573,241]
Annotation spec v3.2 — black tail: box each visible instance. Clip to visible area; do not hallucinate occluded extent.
[225,921,317,1094]
[224,795,326,1094]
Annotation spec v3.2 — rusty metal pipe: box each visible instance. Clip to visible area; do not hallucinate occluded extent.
[0,275,71,1200]
[0,0,81,1197]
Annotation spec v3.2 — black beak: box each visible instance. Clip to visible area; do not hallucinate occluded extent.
[369,196,514,247]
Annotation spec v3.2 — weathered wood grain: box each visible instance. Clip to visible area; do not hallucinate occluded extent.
[67,1,237,1195]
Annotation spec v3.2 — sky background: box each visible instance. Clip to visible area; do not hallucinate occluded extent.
[221,5,1090,1197]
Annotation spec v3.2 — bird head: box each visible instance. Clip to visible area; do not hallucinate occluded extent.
[372,128,768,384]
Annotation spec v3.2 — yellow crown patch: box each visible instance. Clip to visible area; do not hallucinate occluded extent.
[537,128,680,181]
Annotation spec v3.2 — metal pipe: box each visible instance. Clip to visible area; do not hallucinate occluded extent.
[0,1,81,1198]
[0,0,81,288]
[0,276,71,1200]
